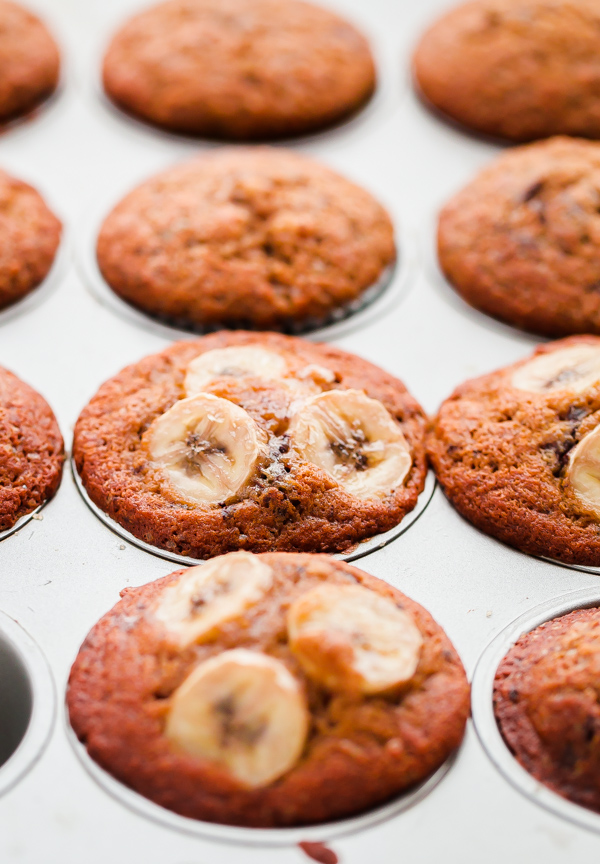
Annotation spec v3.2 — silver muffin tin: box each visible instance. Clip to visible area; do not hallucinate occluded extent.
[472,587,600,835]
[3,0,600,862]
[71,457,436,565]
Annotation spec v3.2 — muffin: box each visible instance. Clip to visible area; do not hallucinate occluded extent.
[67,551,469,827]
[494,606,600,813]
[101,0,375,140]
[0,366,63,531]
[73,331,427,559]
[0,0,59,125]
[0,169,61,312]
[96,147,395,333]
[413,0,600,142]
[428,336,600,566]
[438,137,600,338]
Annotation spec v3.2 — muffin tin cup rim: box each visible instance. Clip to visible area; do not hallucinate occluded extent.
[64,700,458,846]
[76,201,414,343]
[0,612,56,798]
[0,500,47,544]
[0,228,69,329]
[471,585,600,835]
[71,456,435,565]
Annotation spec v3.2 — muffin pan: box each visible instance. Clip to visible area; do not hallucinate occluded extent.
[71,456,435,565]
[472,587,600,834]
[66,704,457,846]
[0,612,54,798]
[3,0,600,861]
[77,204,412,342]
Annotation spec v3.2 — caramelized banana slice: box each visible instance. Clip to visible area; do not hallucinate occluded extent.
[288,583,423,694]
[145,393,267,505]
[287,389,411,499]
[566,425,600,518]
[512,344,600,394]
[166,649,309,788]
[154,552,273,648]
[185,346,289,395]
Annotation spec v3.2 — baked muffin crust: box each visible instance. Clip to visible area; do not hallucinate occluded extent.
[96,147,395,333]
[428,336,600,566]
[102,0,375,140]
[0,169,61,311]
[495,606,600,813]
[414,0,600,142]
[67,553,469,827]
[0,0,59,124]
[438,137,600,337]
[0,366,63,530]
[73,332,427,559]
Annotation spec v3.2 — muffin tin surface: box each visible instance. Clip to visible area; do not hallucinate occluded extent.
[3,0,600,862]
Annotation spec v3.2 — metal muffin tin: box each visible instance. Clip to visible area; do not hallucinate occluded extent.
[66,709,457,847]
[3,0,600,862]
[472,587,600,835]
[71,456,436,565]
[0,612,55,798]
[77,197,412,343]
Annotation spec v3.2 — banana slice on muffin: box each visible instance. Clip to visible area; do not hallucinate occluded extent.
[511,343,600,394]
[154,552,273,647]
[67,552,469,826]
[288,583,423,694]
[144,393,268,505]
[185,347,290,394]
[166,648,309,788]
[565,426,600,518]
[288,389,412,500]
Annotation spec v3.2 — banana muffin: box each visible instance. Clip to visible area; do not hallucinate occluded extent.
[96,147,395,333]
[428,336,600,566]
[101,0,375,140]
[73,331,427,559]
[0,168,61,312]
[438,137,600,338]
[0,0,59,125]
[413,0,600,142]
[67,551,469,827]
[495,605,600,813]
[0,366,63,531]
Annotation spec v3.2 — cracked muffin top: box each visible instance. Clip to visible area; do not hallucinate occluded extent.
[413,0,600,142]
[0,168,61,312]
[96,147,395,333]
[67,551,469,827]
[495,606,600,814]
[73,331,427,559]
[0,0,59,124]
[0,366,63,531]
[438,137,600,338]
[428,336,600,566]
[102,0,375,140]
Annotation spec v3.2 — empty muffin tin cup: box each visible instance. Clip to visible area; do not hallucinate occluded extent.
[0,612,55,797]
[472,586,600,834]
[0,229,68,328]
[66,709,457,846]
[71,457,435,566]
[77,204,414,343]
